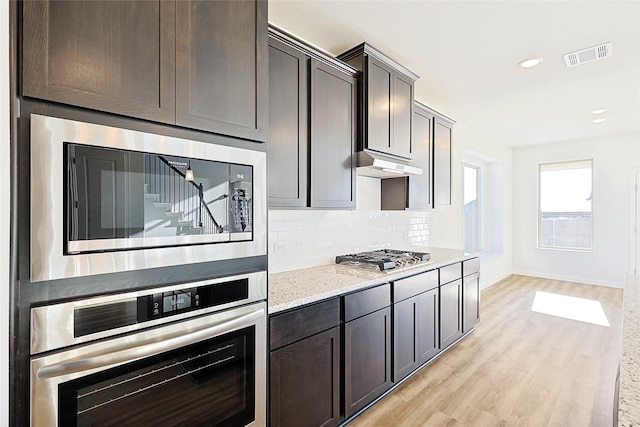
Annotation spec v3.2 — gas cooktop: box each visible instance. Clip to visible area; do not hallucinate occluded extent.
[335,249,431,272]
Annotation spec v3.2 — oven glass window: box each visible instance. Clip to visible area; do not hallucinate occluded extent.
[65,143,253,253]
[58,327,256,426]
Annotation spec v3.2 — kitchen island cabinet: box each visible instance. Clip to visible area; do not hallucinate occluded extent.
[338,43,418,160]
[23,0,268,142]
[268,28,357,209]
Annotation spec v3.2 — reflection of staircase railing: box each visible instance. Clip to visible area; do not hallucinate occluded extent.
[146,155,224,235]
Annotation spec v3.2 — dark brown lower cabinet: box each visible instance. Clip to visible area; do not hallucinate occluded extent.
[393,287,440,382]
[270,326,341,427]
[440,279,463,349]
[344,307,392,419]
[269,262,480,425]
[463,272,480,333]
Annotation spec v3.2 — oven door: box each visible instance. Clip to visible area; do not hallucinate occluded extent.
[31,302,266,427]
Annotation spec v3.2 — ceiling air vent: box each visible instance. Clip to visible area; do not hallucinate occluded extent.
[563,42,612,68]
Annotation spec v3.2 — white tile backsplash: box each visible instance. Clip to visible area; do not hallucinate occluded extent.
[268,209,430,273]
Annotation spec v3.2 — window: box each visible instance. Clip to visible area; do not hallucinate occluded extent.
[539,160,593,250]
[463,163,482,253]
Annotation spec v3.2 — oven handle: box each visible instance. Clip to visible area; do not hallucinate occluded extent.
[36,308,264,380]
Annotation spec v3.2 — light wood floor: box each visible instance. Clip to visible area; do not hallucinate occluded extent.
[349,275,624,427]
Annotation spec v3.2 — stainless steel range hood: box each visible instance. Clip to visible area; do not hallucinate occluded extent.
[355,150,423,178]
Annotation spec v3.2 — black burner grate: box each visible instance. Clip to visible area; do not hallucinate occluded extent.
[335,249,431,271]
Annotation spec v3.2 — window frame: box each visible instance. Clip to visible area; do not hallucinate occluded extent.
[537,159,594,252]
[462,161,484,254]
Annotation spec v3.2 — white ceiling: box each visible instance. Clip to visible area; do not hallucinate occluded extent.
[269,0,640,147]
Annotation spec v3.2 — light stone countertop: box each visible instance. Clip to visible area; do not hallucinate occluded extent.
[268,247,477,314]
[620,274,640,426]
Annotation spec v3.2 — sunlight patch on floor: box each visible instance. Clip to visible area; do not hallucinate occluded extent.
[531,291,610,327]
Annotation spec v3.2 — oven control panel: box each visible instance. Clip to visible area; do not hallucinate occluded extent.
[137,278,248,322]
[73,279,249,339]
[30,271,267,355]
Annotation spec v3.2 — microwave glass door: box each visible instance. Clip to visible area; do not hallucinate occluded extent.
[66,143,253,254]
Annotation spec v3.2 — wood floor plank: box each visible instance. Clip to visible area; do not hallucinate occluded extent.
[347,275,623,426]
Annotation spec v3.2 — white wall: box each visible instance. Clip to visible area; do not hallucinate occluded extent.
[269,176,431,273]
[512,133,640,288]
[1,0,10,425]
[429,121,513,289]
[269,120,515,290]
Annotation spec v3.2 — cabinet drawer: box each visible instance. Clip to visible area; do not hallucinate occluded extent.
[463,258,480,277]
[270,298,341,350]
[393,269,438,303]
[440,263,462,285]
[344,284,391,322]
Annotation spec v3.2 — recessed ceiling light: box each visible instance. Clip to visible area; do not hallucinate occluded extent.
[591,108,607,115]
[518,57,543,69]
[592,118,606,124]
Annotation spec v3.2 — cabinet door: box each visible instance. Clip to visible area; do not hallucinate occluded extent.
[344,307,392,418]
[393,287,440,382]
[366,57,393,154]
[23,0,176,123]
[407,105,433,209]
[270,327,341,427]
[463,272,480,333]
[433,118,453,208]
[393,296,418,381]
[175,0,268,141]
[416,287,440,365]
[440,279,463,349]
[392,74,414,159]
[310,60,356,209]
[267,39,309,208]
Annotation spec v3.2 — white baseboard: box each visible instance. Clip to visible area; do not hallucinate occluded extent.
[511,269,624,289]
[479,272,513,290]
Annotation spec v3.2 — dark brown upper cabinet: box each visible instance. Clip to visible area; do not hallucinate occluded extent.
[175,0,267,142]
[23,0,267,142]
[268,27,357,210]
[407,102,434,209]
[338,43,419,160]
[381,101,454,210]
[23,1,176,124]
[433,114,454,208]
[267,37,309,208]
[309,59,356,209]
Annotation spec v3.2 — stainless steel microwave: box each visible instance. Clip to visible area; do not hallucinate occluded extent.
[30,114,266,282]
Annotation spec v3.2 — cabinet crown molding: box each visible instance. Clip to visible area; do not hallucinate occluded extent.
[414,100,456,125]
[268,24,358,77]
[338,42,419,81]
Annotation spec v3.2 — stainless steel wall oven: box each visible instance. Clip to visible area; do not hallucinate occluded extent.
[30,272,267,426]
[30,114,267,282]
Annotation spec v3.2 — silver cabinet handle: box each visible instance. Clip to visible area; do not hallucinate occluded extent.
[37,308,263,380]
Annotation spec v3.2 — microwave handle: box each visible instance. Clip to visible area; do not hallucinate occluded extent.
[36,308,264,380]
